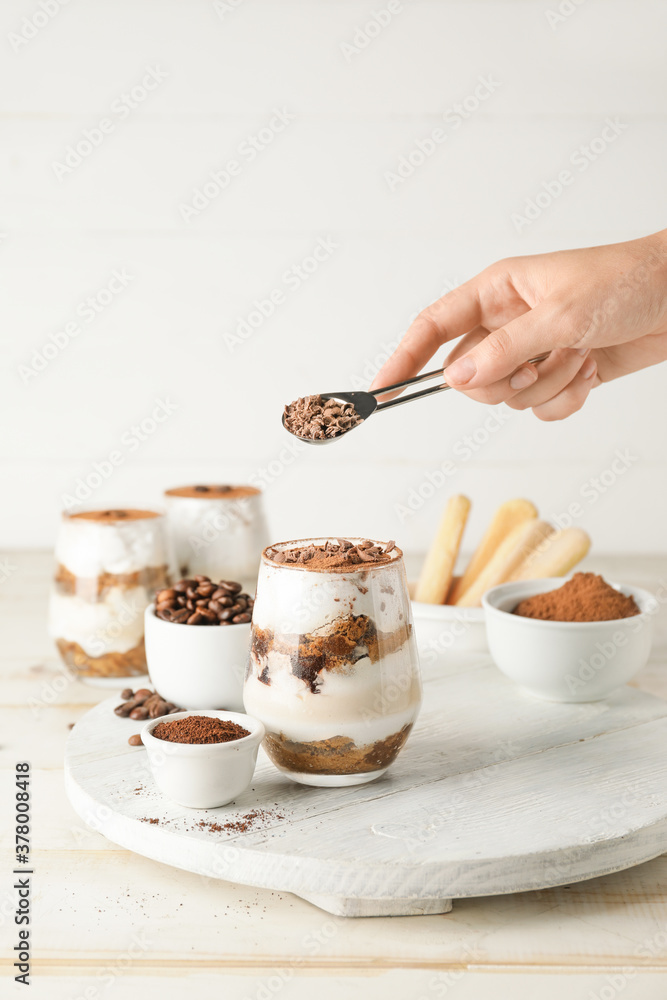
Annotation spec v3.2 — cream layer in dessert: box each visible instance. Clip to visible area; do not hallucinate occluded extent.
[164,485,267,589]
[56,508,173,578]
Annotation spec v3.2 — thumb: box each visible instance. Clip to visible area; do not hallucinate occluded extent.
[443,303,563,389]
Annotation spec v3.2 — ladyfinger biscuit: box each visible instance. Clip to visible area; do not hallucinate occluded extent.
[448,499,537,604]
[509,527,591,581]
[415,495,471,604]
[455,519,554,607]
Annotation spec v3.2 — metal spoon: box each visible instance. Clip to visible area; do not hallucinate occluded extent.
[283,353,550,445]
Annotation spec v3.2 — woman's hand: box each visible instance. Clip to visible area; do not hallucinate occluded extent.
[371,230,667,420]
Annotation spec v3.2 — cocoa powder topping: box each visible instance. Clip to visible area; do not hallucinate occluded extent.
[513,572,640,623]
[266,538,398,571]
[151,716,250,744]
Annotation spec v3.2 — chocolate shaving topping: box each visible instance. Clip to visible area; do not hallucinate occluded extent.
[283,394,364,440]
[265,538,399,571]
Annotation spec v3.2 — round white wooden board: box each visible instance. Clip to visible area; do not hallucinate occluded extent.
[65,661,667,917]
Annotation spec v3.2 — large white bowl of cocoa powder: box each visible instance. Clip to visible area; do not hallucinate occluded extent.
[483,573,658,702]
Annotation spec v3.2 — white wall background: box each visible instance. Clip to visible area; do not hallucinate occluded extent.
[2,0,667,554]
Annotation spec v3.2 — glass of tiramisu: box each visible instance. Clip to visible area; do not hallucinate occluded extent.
[49,508,176,683]
[243,537,422,786]
[164,485,268,594]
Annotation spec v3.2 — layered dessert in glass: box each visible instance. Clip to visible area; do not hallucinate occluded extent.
[164,485,268,594]
[49,508,175,680]
[243,538,422,786]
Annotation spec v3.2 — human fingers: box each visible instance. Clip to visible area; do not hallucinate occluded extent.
[370,284,482,395]
[443,300,574,391]
[504,348,590,410]
[531,356,598,421]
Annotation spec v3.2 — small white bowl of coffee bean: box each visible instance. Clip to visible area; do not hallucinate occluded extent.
[144,575,254,712]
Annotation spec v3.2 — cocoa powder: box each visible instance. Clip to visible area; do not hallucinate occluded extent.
[151,716,250,744]
[513,572,640,623]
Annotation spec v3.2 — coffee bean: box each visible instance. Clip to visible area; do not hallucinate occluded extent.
[135,689,152,700]
[232,613,251,624]
[120,688,133,700]
[154,576,253,627]
[129,707,149,720]
[169,706,181,713]
[149,700,168,718]
[128,734,143,747]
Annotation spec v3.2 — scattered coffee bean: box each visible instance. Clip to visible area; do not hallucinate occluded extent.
[154,576,254,626]
[114,688,183,722]
[120,687,133,700]
[128,734,143,747]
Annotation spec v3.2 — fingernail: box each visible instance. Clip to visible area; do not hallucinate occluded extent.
[577,348,590,356]
[445,356,476,385]
[509,367,538,390]
[582,357,597,379]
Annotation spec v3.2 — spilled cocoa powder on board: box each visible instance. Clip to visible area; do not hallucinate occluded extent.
[513,572,640,623]
[151,716,250,745]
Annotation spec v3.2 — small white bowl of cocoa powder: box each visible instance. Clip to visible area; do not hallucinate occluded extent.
[483,573,658,703]
[141,709,265,808]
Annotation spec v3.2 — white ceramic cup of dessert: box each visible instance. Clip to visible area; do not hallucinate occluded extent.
[144,604,250,711]
[244,537,422,787]
[142,710,264,809]
[483,577,657,702]
[49,507,176,685]
[164,485,268,595]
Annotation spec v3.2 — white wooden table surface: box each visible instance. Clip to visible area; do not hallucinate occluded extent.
[2,551,667,999]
